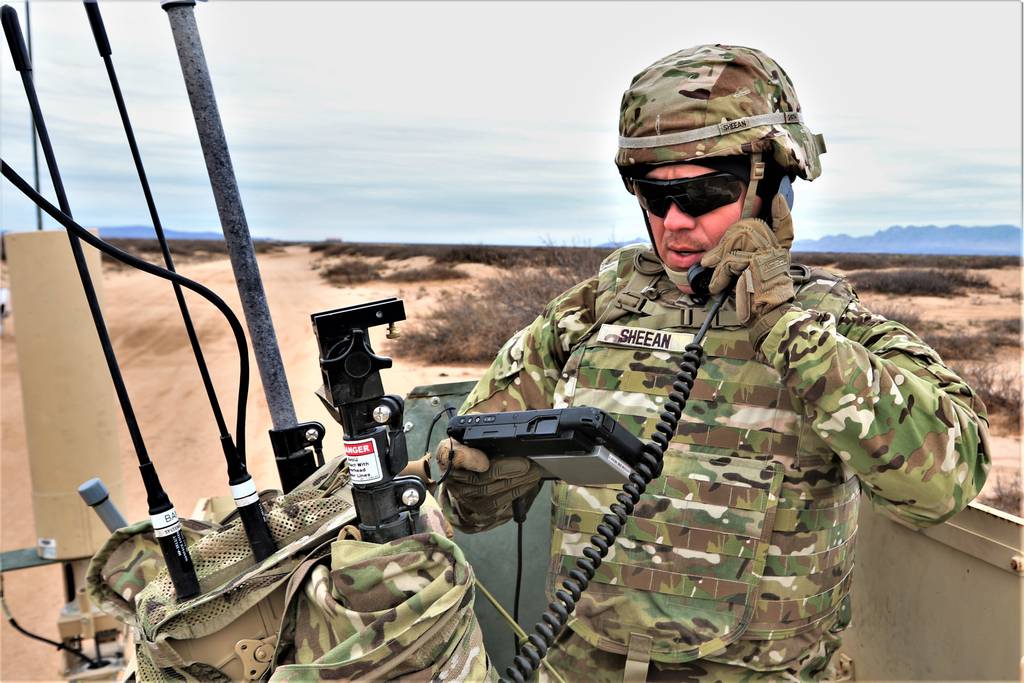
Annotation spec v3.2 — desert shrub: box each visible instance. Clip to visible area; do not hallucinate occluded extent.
[869,303,923,329]
[102,237,229,269]
[382,265,468,282]
[849,269,992,296]
[925,332,993,360]
[792,252,1019,270]
[985,318,1021,347]
[320,259,382,285]
[951,361,1022,426]
[979,469,1022,518]
[394,247,606,363]
[306,241,610,269]
[791,252,837,267]
[831,253,884,271]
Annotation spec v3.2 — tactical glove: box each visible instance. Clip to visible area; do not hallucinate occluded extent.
[436,438,544,529]
[700,193,797,349]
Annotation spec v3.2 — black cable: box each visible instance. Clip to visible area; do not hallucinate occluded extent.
[0,575,106,669]
[82,0,233,454]
[513,516,524,655]
[426,403,457,486]
[502,294,728,683]
[1,159,251,468]
[2,158,281,569]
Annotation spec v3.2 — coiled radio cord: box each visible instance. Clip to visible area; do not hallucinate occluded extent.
[503,292,727,683]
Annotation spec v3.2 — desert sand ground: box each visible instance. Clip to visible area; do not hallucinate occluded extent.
[1,245,1020,680]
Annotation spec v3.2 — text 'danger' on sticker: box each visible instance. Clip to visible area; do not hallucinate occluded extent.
[344,437,384,485]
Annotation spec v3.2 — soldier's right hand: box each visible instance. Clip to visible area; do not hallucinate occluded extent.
[436,438,544,526]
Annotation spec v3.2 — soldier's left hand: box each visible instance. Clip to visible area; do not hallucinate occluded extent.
[700,193,797,349]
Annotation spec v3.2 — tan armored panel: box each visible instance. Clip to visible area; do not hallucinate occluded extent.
[5,230,123,560]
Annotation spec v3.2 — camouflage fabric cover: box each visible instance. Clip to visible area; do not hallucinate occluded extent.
[271,495,495,681]
[616,44,825,180]
[443,244,991,678]
[88,460,493,681]
[87,457,356,681]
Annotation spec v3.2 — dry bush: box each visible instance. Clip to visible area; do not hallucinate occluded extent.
[394,247,607,363]
[951,361,1022,426]
[979,470,1022,518]
[308,241,609,269]
[925,332,994,360]
[792,252,1019,270]
[831,254,885,271]
[102,237,294,269]
[382,264,468,282]
[320,259,383,285]
[985,318,1021,347]
[102,238,227,269]
[849,269,992,296]
[869,303,923,329]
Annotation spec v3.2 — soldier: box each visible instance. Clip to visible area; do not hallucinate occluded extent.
[438,44,991,681]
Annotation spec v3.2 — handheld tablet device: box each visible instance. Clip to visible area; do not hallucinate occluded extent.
[446,407,643,485]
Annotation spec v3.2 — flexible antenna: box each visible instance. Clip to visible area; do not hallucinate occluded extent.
[81,0,276,561]
[1,4,199,600]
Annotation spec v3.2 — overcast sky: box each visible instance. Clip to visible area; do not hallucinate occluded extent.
[1,1,1021,245]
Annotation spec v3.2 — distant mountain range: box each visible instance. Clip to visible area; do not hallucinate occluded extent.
[602,225,1022,256]
[792,224,1021,255]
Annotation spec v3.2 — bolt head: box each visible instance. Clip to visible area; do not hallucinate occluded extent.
[372,405,392,424]
[403,421,414,433]
[401,488,421,506]
[429,396,441,406]
[304,428,319,443]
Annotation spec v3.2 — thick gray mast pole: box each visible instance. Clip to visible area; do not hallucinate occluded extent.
[161,0,296,429]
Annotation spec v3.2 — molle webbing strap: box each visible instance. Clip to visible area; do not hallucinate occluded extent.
[623,633,652,683]
[618,112,804,149]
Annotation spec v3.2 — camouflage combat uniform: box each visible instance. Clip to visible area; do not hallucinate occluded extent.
[442,245,991,682]
[443,44,991,682]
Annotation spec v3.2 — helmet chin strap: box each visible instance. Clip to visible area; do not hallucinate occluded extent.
[740,152,765,220]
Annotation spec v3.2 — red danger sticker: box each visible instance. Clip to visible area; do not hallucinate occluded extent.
[344,437,383,484]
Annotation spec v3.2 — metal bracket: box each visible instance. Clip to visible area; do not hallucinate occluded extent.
[235,635,278,681]
[269,421,326,493]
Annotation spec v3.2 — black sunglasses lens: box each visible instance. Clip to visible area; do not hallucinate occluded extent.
[635,174,743,218]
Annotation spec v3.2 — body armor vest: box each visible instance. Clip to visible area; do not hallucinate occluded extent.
[546,248,860,667]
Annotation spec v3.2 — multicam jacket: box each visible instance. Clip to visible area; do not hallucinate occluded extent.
[443,244,991,674]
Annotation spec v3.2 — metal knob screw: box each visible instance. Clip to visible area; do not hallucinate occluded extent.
[401,488,421,506]
[372,405,393,424]
[304,428,319,443]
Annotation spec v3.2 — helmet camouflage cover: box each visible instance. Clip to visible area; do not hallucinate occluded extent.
[616,44,826,181]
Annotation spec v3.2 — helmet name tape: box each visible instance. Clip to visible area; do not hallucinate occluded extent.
[619,111,802,150]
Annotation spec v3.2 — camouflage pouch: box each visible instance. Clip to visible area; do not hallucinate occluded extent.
[86,457,357,681]
[271,495,496,681]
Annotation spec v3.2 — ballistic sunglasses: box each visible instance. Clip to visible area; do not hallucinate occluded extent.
[631,172,744,219]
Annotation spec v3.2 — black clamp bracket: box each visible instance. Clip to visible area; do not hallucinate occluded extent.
[269,420,326,493]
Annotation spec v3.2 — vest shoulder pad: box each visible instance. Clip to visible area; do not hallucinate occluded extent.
[791,265,857,319]
[594,243,660,306]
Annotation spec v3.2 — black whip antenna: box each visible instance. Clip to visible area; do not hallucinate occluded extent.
[80,0,276,562]
[0,4,201,599]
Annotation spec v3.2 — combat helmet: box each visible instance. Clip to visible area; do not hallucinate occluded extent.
[617,44,827,221]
